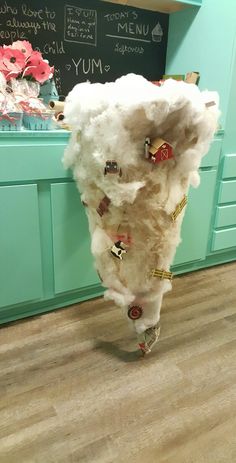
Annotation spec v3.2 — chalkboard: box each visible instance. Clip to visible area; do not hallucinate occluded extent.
[0,0,169,97]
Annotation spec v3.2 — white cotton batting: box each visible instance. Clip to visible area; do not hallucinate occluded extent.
[63,74,220,348]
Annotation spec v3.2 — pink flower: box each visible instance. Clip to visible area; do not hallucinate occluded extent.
[24,60,54,84]
[6,40,33,58]
[0,47,25,79]
[26,50,43,66]
[0,41,54,84]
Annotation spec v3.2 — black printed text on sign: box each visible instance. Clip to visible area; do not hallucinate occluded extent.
[64,5,97,46]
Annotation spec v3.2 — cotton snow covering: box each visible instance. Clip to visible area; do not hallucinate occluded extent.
[63,74,219,350]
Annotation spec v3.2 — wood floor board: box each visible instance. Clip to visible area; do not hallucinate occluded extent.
[0,262,235,462]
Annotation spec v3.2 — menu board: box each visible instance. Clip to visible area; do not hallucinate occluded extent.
[0,0,169,96]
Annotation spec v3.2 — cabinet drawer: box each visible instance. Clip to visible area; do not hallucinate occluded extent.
[0,185,43,307]
[0,144,71,182]
[212,227,236,251]
[222,154,236,179]
[215,205,236,228]
[201,138,222,168]
[219,180,236,204]
[51,183,99,294]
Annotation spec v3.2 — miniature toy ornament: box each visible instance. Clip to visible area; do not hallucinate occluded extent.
[111,241,127,260]
[128,305,143,320]
[145,137,174,163]
[63,74,219,355]
[97,196,111,217]
[104,160,122,176]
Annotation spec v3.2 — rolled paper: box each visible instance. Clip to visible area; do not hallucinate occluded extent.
[49,100,65,111]
[56,112,65,121]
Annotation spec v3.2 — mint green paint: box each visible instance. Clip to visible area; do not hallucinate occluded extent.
[173,169,216,265]
[221,28,236,154]
[201,137,222,168]
[212,228,236,252]
[178,0,202,4]
[0,141,70,183]
[0,283,103,325]
[219,181,236,204]
[0,130,70,184]
[0,126,234,325]
[173,248,236,275]
[166,0,236,127]
[223,154,236,179]
[37,181,55,298]
[0,184,43,307]
[215,205,236,228]
[166,0,236,261]
[2,247,236,326]
[51,183,100,294]
[0,130,68,139]
[174,134,224,266]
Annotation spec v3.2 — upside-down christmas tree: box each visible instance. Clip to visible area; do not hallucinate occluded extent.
[63,74,219,354]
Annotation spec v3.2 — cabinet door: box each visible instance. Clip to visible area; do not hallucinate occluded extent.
[173,170,217,266]
[51,182,99,294]
[0,185,43,307]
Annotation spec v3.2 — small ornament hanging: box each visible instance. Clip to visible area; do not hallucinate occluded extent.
[128,305,143,320]
[138,322,161,354]
[104,160,122,176]
[110,241,127,260]
[171,195,188,221]
[145,137,173,164]
[149,269,173,280]
[96,195,111,217]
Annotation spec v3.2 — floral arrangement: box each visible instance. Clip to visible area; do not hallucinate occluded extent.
[0,40,54,84]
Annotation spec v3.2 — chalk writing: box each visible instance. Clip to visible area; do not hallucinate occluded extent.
[0,4,57,36]
[118,22,149,36]
[0,1,17,15]
[104,10,138,21]
[43,41,65,55]
[151,23,163,42]
[0,29,27,41]
[105,18,151,43]
[64,5,97,46]
[21,4,56,20]
[106,33,151,44]
[67,58,110,76]
[0,0,168,97]
[54,67,62,95]
[114,42,144,55]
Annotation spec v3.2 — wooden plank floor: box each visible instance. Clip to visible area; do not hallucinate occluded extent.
[0,262,236,463]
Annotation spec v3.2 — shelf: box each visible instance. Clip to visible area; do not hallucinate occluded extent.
[100,0,202,13]
[0,128,70,139]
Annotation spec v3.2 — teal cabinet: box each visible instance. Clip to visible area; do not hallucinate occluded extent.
[215,205,236,228]
[212,228,236,252]
[173,170,217,266]
[51,182,100,294]
[201,139,222,168]
[219,180,236,204]
[0,131,102,324]
[0,185,43,307]
[222,154,236,179]
[1,130,234,325]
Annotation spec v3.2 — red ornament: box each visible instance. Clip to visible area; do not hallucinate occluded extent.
[96,195,111,217]
[128,305,143,320]
[148,138,173,164]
